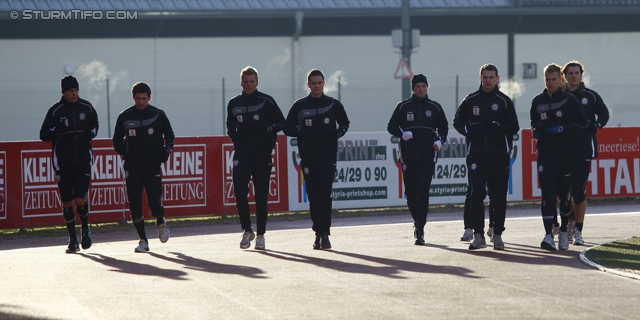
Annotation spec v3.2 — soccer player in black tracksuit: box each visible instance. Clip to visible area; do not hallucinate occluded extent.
[112,82,175,253]
[531,64,589,251]
[453,64,519,250]
[387,74,449,246]
[283,69,350,250]
[227,66,285,251]
[40,75,99,254]
[562,61,609,246]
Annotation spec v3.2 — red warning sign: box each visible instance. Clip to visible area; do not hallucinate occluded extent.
[394,57,413,79]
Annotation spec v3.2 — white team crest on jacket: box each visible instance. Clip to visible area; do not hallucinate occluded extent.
[324,117,330,124]
[473,106,479,116]
[79,113,85,120]
[538,165,544,173]
[425,110,432,117]
[407,113,414,121]
[471,163,477,170]
[237,115,243,122]
[253,114,260,121]
[540,112,547,120]
[233,160,239,166]
[305,119,312,126]
[556,110,562,118]
[491,104,499,111]
[148,128,154,135]
[303,167,309,174]
[581,97,588,105]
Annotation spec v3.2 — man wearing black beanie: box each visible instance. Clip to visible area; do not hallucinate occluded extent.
[387,73,449,245]
[40,75,99,253]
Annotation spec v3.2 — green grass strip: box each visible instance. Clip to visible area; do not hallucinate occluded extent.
[584,237,640,275]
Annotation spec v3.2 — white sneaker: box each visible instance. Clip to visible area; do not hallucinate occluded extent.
[240,231,255,249]
[573,229,584,245]
[493,234,504,250]
[157,217,170,243]
[559,231,569,250]
[460,228,473,241]
[487,227,494,243]
[134,239,149,253]
[255,235,265,250]
[469,233,487,250]
[540,234,556,251]
[567,220,575,242]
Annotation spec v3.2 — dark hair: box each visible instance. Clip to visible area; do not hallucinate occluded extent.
[241,66,259,81]
[562,60,584,75]
[131,82,152,96]
[479,63,499,76]
[307,69,324,82]
[544,63,563,78]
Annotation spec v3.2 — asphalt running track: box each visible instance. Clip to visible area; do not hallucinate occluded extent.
[1,203,639,319]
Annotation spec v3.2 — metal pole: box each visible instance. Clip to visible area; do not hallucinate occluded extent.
[222,78,226,136]
[293,12,304,104]
[106,78,111,138]
[455,75,459,109]
[401,0,412,100]
[508,32,515,106]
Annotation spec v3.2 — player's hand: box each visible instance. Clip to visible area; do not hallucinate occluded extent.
[159,146,172,163]
[402,131,413,141]
[547,126,564,133]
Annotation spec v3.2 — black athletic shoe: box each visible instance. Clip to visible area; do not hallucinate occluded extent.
[81,228,92,250]
[66,240,80,254]
[321,235,332,250]
[313,236,322,250]
[414,227,426,246]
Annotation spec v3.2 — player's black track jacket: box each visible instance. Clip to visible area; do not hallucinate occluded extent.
[283,93,350,160]
[112,105,175,169]
[387,94,449,164]
[453,85,520,155]
[226,90,285,153]
[530,88,589,156]
[39,97,99,170]
[566,82,609,159]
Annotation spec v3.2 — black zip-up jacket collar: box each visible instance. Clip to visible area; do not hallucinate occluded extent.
[226,89,285,154]
[112,104,175,170]
[530,88,589,156]
[39,96,99,170]
[565,82,610,159]
[387,93,449,164]
[283,93,350,161]
[452,85,519,155]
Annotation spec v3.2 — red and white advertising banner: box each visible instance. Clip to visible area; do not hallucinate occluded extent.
[0,135,289,229]
[522,127,640,199]
[220,142,285,211]
[287,131,523,211]
[0,151,6,220]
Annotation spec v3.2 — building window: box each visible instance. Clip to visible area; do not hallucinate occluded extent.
[523,63,537,79]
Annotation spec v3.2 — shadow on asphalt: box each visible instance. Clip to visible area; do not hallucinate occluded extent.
[427,242,587,269]
[79,253,189,280]
[253,249,479,279]
[148,252,267,279]
[0,304,57,320]
[2,205,637,251]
